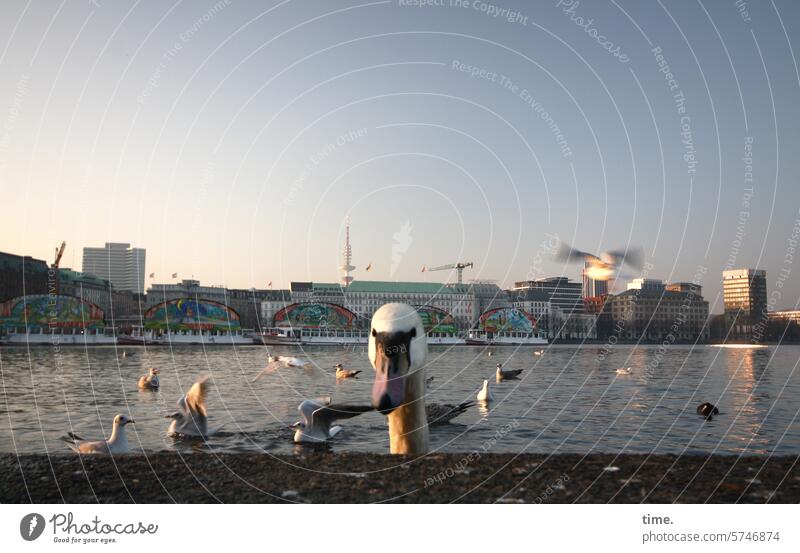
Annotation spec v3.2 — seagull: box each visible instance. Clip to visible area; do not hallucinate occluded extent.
[335,363,362,379]
[138,367,160,389]
[290,396,373,443]
[477,379,493,402]
[426,376,435,389]
[487,351,493,357]
[615,367,632,375]
[426,401,475,425]
[63,414,134,454]
[697,402,720,420]
[555,241,643,282]
[253,355,313,381]
[533,349,544,356]
[122,350,136,358]
[167,375,215,437]
[496,363,523,381]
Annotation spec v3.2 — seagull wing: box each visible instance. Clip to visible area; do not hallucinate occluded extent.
[185,375,210,418]
[311,403,374,428]
[298,396,331,426]
[555,242,600,264]
[253,360,282,381]
[604,247,644,270]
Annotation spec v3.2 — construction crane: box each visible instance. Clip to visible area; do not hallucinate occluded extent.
[423,261,473,284]
[52,241,66,294]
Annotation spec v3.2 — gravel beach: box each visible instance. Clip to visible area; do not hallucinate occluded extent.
[2,453,798,503]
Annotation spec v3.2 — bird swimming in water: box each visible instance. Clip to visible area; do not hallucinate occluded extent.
[696,402,720,420]
[477,379,493,402]
[138,367,160,389]
[63,414,134,454]
[426,401,475,425]
[496,363,523,381]
[533,349,544,356]
[290,396,373,443]
[615,367,632,375]
[335,363,362,379]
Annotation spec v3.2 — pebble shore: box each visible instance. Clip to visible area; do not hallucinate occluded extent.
[2,453,798,503]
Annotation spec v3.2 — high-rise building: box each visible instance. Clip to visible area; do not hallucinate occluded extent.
[512,277,584,314]
[582,261,608,298]
[82,243,146,294]
[722,268,767,340]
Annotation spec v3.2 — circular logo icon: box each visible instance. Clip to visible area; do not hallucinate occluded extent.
[20,513,45,541]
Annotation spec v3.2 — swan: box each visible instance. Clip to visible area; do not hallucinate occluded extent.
[63,414,134,454]
[369,303,429,455]
[477,379,493,402]
[167,375,217,437]
[426,401,474,425]
[696,402,720,420]
[335,363,362,379]
[496,363,523,381]
[138,367,160,389]
[290,396,373,443]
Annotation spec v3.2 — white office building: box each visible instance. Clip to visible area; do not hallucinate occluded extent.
[82,243,146,294]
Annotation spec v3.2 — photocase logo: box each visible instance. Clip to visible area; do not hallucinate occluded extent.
[20,513,45,541]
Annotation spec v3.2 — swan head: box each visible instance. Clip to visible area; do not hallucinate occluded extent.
[369,303,427,414]
[113,414,135,427]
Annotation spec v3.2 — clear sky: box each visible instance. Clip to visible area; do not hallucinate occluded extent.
[1,0,799,313]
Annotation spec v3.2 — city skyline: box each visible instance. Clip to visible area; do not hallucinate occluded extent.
[1,1,799,313]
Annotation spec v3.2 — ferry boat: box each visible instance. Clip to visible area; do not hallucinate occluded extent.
[464,329,548,346]
[0,327,117,345]
[119,325,253,346]
[255,327,367,346]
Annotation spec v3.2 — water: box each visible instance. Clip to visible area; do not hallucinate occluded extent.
[1,344,798,456]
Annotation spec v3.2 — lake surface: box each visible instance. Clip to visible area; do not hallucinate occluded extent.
[0,344,798,455]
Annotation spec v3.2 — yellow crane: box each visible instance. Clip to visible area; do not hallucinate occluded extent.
[53,241,66,294]
[423,261,473,284]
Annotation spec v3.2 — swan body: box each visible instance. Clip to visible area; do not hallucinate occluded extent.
[369,303,429,455]
[138,367,160,389]
[66,414,134,454]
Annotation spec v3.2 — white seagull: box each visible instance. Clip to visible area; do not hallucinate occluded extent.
[555,241,644,282]
[138,367,160,389]
[253,355,313,380]
[615,367,632,375]
[167,375,216,437]
[533,349,545,356]
[63,414,134,454]
[291,396,373,443]
[477,379,494,402]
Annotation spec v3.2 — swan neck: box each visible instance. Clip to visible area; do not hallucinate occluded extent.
[387,368,428,456]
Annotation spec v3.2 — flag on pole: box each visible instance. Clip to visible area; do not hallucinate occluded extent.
[421,266,427,272]
[267,281,273,289]
[365,263,372,271]
[149,272,155,278]
[171,273,178,279]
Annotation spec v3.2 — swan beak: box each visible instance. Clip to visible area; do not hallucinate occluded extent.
[372,345,407,415]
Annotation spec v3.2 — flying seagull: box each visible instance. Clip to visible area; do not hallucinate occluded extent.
[167,375,216,437]
[253,355,315,381]
[555,241,644,281]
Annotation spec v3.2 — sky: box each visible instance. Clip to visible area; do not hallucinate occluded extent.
[1,0,799,313]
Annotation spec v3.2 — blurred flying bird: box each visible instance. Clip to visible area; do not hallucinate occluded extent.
[555,242,644,281]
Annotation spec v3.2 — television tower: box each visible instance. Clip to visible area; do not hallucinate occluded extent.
[339,217,355,287]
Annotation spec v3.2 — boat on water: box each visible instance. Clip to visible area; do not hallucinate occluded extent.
[0,327,117,345]
[464,328,547,346]
[119,325,253,346]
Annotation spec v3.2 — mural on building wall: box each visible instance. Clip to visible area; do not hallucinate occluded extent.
[414,305,458,334]
[0,295,105,329]
[144,298,240,331]
[478,307,536,333]
[273,302,357,329]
